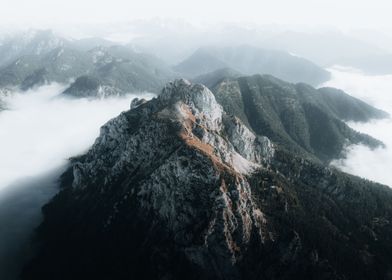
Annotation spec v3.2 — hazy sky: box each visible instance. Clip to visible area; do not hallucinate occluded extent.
[1,0,392,30]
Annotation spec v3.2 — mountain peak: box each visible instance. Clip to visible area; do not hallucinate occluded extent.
[159,79,223,131]
[23,79,392,280]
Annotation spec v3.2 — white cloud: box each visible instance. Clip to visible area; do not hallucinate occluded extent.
[0,83,155,192]
[324,66,392,187]
[0,84,155,277]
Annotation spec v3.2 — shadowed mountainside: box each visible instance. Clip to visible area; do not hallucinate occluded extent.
[23,80,392,280]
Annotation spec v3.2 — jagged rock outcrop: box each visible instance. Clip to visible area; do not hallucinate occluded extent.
[130,97,147,109]
[23,80,392,280]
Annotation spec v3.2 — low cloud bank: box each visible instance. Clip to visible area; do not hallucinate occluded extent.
[323,66,392,187]
[0,84,155,279]
[0,84,154,192]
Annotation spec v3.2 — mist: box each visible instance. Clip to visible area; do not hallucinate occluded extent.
[324,66,392,187]
[0,84,154,191]
[0,84,155,279]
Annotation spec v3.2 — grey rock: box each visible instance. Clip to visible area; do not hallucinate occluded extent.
[23,80,392,280]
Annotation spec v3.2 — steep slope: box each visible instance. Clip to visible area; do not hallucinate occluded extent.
[174,46,331,86]
[23,80,392,280]
[317,87,389,122]
[192,67,242,89]
[174,48,228,76]
[208,75,387,162]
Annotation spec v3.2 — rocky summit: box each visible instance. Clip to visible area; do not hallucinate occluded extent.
[24,80,392,280]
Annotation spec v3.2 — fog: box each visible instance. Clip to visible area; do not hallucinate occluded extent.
[1,0,392,30]
[0,84,155,191]
[324,66,392,187]
[0,84,155,279]
[0,168,65,280]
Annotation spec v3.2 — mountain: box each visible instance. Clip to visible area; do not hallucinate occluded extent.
[128,24,390,74]
[23,80,392,280]
[0,30,68,68]
[0,35,176,94]
[62,46,176,96]
[317,87,390,122]
[62,75,119,98]
[0,47,93,90]
[174,48,227,76]
[173,46,331,86]
[262,30,392,75]
[198,74,387,162]
[192,67,242,89]
[260,30,387,67]
[71,37,116,51]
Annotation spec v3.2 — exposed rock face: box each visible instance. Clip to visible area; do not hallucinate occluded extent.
[24,80,392,280]
[130,97,147,109]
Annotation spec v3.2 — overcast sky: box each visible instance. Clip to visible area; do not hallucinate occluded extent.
[1,0,392,30]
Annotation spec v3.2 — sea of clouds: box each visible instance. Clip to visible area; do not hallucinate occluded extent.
[323,66,392,187]
[0,84,154,279]
[0,84,154,192]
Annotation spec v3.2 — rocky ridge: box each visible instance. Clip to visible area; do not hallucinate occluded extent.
[206,74,387,162]
[23,80,392,280]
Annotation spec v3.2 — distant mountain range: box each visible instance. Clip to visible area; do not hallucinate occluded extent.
[0,30,67,68]
[130,26,392,75]
[174,46,331,86]
[0,31,338,96]
[0,30,176,95]
[23,79,392,280]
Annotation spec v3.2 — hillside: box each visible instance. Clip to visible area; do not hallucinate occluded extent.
[23,80,392,280]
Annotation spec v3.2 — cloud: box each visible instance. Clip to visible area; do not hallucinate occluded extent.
[0,83,155,192]
[324,66,392,187]
[0,84,155,278]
